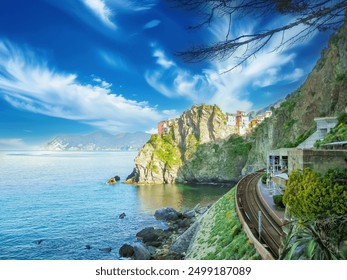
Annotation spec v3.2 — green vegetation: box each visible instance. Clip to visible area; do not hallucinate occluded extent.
[184,133,200,160]
[283,168,347,219]
[281,168,347,260]
[261,173,270,184]
[148,134,181,170]
[284,125,316,148]
[337,111,347,124]
[281,215,347,260]
[188,188,261,260]
[187,135,252,180]
[278,93,299,114]
[315,112,347,148]
[226,136,252,158]
[273,195,285,208]
[336,70,347,82]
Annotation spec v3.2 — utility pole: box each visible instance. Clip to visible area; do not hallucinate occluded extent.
[258,210,262,241]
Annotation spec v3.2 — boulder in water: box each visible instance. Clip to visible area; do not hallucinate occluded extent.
[107,175,120,184]
[119,212,126,219]
[119,244,134,258]
[154,207,181,222]
[136,227,164,243]
[114,176,120,181]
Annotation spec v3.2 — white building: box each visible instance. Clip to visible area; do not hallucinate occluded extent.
[239,115,250,136]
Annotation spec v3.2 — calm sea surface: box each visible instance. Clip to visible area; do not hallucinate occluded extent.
[0,151,231,260]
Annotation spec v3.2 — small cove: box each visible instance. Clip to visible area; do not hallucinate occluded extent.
[0,151,231,259]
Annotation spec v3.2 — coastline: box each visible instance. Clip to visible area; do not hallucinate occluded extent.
[119,186,261,260]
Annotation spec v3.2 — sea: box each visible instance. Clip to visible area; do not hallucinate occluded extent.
[0,151,231,260]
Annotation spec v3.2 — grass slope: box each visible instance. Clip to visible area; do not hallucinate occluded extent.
[186,188,261,260]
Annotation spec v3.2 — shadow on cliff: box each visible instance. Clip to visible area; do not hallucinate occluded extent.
[176,135,252,184]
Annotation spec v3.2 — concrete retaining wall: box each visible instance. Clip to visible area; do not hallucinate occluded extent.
[288,149,347,174]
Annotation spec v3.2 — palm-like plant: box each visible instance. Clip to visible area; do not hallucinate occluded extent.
[280,216,347,260]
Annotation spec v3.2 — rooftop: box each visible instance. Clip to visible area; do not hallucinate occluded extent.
[321,141,347,146]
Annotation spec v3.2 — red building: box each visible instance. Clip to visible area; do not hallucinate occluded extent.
[158,120,170,136]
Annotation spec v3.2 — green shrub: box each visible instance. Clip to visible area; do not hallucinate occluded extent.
[283,168,347,219]
[273,195,285,208]
[337,112,347,124]
[261,173,269,184]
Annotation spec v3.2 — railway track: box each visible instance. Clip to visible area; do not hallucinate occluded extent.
[236,172,283,259]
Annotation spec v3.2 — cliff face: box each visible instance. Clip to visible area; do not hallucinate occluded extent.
[243,19,347,173]
[128,20,347,183]
[127,105,250,184]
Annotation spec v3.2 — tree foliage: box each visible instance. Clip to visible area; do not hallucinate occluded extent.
[283,168,347,219]
[281,168,347,260]
[167,0,347,71]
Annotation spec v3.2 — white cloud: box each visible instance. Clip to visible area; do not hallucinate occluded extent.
[145,14,318,113]
[92,76,112,89]
[82,0,116,29]
[0,40,176,133]
[153,49,175,69]
[145,128,157,134]
[145,46,253,112]
[283,68,304,83]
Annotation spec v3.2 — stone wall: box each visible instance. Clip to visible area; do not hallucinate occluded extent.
[288,149,347,174]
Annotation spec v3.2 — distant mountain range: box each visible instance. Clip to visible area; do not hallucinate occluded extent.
[44,131,151,151]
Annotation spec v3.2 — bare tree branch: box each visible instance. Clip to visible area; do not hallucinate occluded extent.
[167,0,347,70]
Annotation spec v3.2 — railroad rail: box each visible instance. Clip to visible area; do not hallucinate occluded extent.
[236,172,284,259]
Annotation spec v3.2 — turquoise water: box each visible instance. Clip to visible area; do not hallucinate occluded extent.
[0,151,231,260]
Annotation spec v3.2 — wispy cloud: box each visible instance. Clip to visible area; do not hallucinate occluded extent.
[145,15,316,112]
[145,46,252,112]
[98,50,129,71]
[143,19,161,29]
[152,49,175,69]
[120,0,158,11]
[0,40,175,133]
[82,0,116,29]
[0,138,26,149]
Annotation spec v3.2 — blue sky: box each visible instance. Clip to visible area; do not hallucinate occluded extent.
[0,0,334,149]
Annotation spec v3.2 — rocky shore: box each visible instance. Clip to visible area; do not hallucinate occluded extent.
[118,205,209,260]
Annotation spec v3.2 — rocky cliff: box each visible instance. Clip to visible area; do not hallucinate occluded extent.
[243,19,347,173]
[127,105,251,184]
[128,19,347,183]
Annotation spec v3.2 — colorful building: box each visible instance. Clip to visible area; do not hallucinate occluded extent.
[157,120,171,136]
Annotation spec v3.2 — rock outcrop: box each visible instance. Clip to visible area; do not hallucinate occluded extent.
[243,19,347,173]
[126,105,251,184]
[127,19,347,183]
[119,205,208,260]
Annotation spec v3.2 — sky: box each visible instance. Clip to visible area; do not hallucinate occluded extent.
[0,0,335,149]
